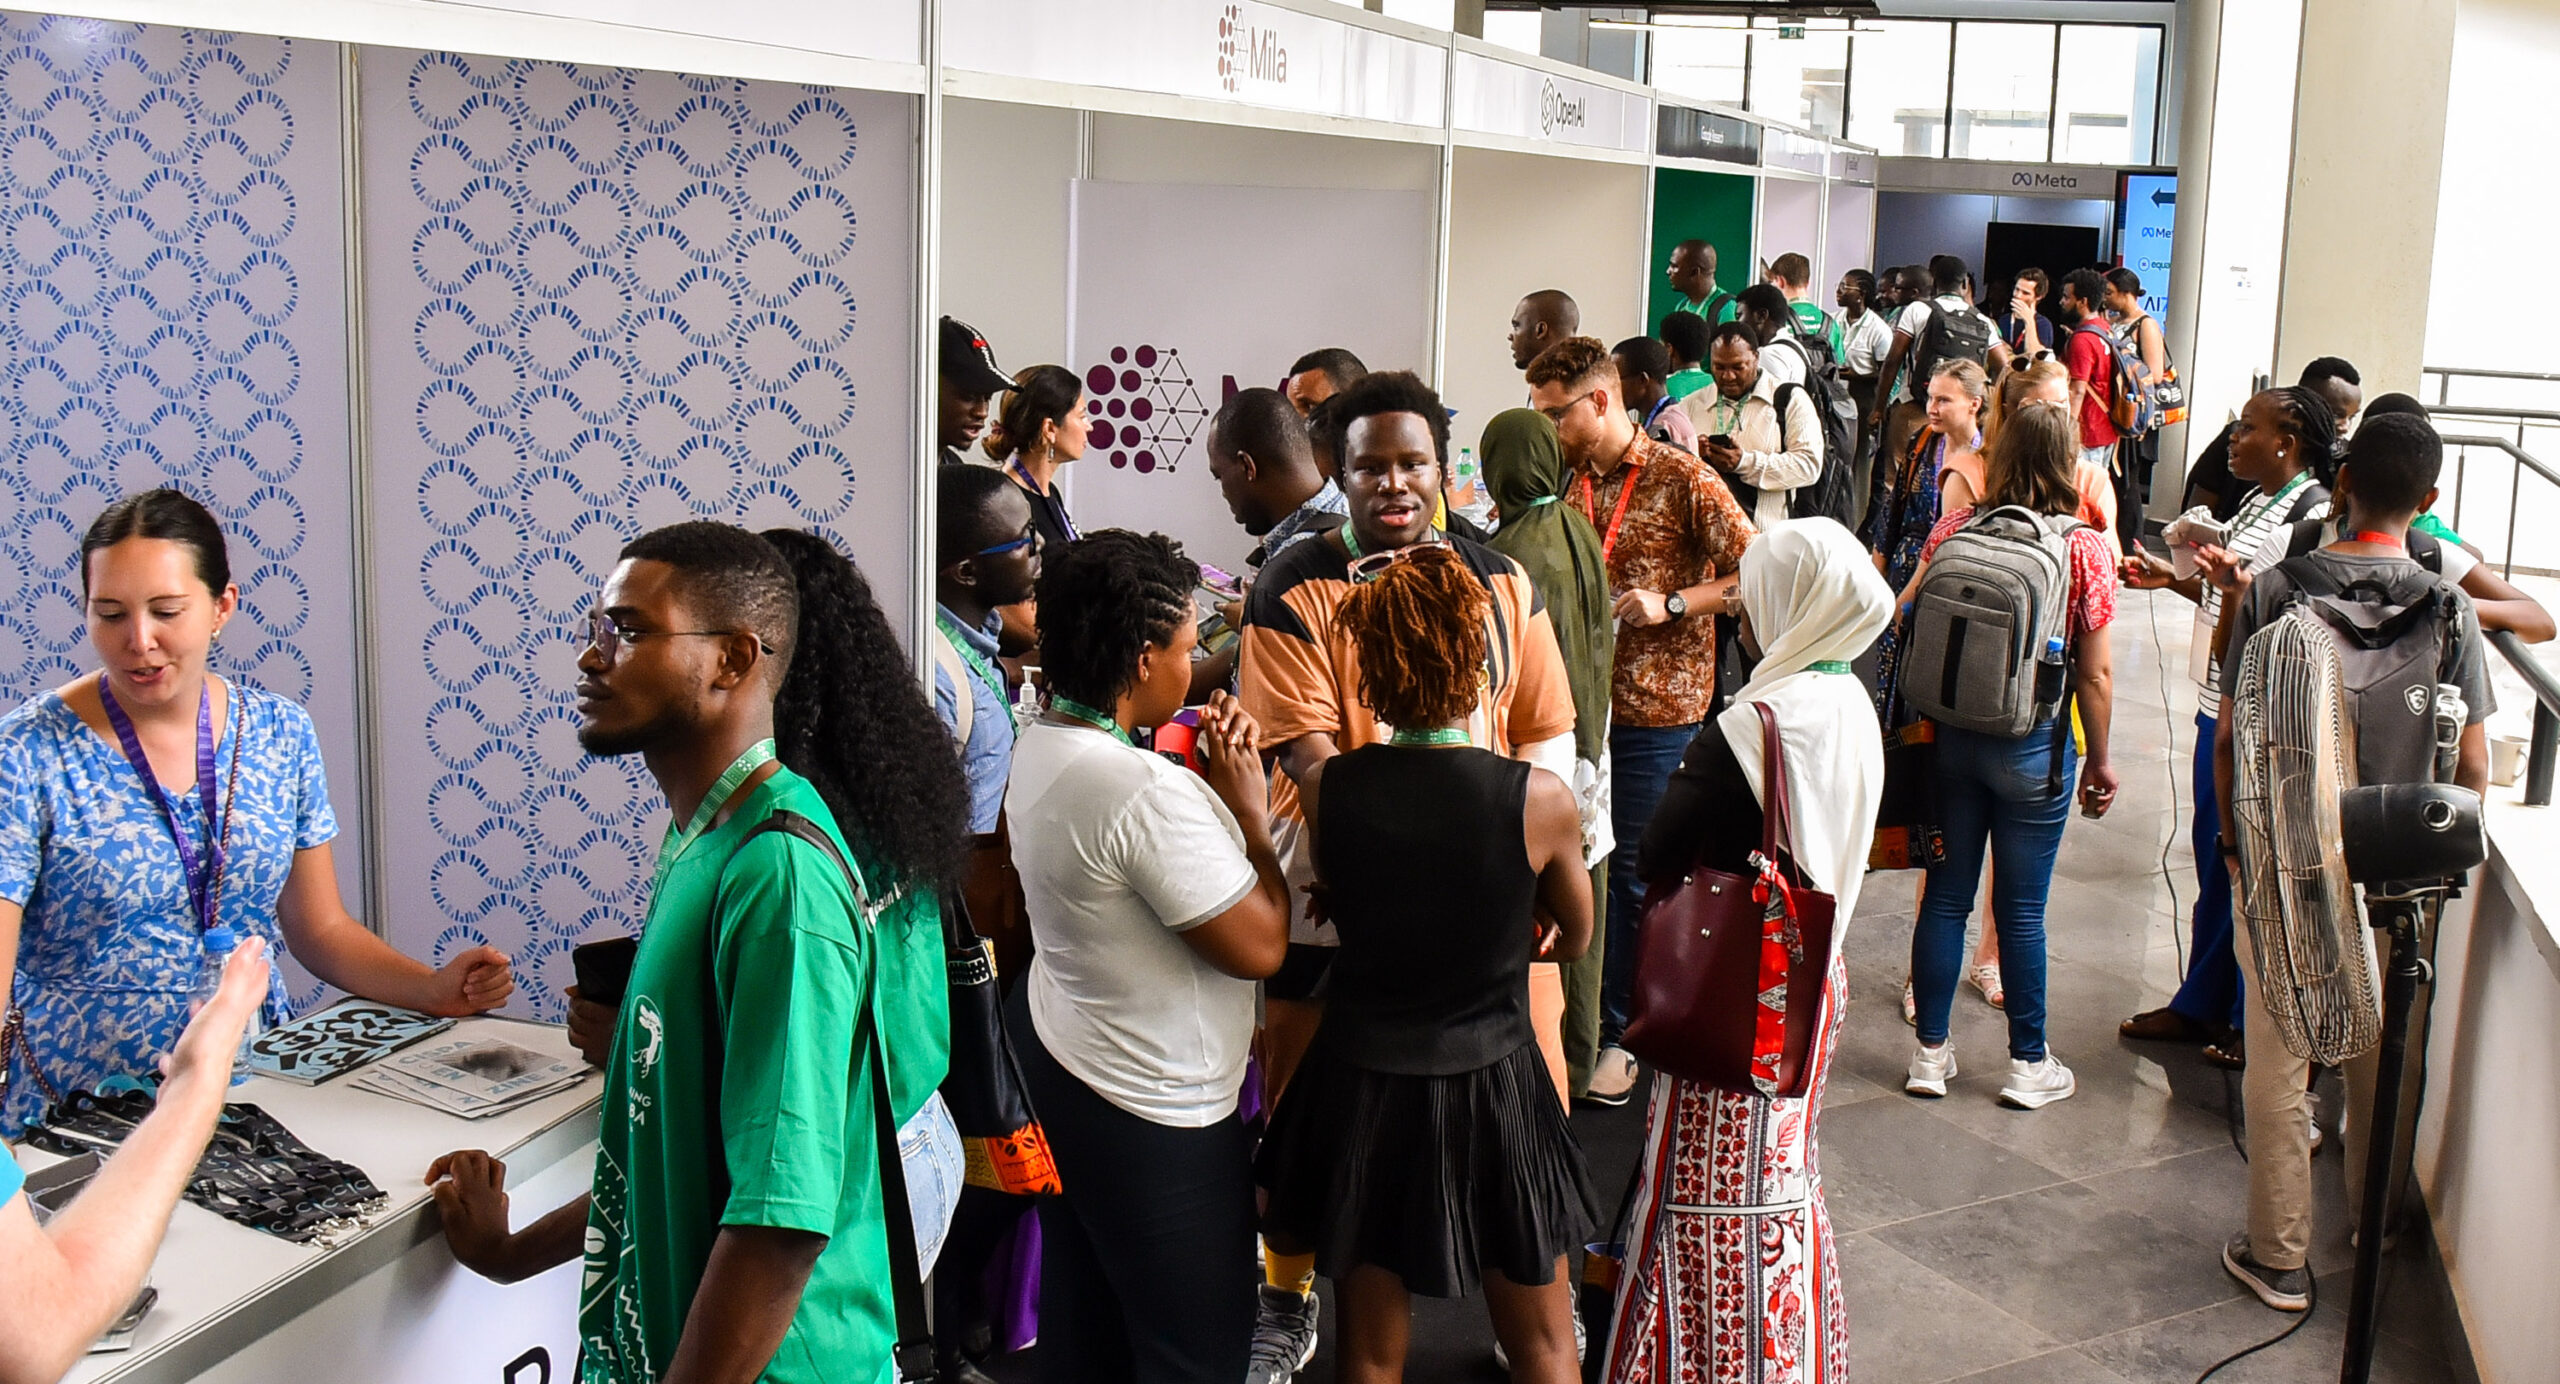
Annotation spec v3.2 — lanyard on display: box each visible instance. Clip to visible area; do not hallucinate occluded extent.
[1576,454,1645,564]
[935,613,1014,736]
[1050,697,1133,746]
[1808,660,1854,676]
[654,739,777,895]
[99,679,239,936]
[2351,531,2408,550]
[1008,460,1079,542]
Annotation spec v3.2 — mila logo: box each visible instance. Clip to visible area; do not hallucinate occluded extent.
[1540,78,1587,135]
[1218,4,1288,93]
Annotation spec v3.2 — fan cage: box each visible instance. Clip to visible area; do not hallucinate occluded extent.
[2230,610,2381,1065]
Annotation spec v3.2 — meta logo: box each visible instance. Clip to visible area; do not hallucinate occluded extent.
[1217,4,1287,93]
[2012,170,2083,190]
[1540,78,1587,135]
[2141,226,2172,240]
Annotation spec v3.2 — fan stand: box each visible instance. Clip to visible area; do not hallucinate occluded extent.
[2339,881,2445,1384]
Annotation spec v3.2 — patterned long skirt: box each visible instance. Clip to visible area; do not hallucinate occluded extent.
[1602,956,1849,1384]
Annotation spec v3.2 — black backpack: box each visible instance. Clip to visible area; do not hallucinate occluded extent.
[2284,515,2441,574]
[1766,335,1857,526]
[1910,296,1995,389]
[2264,556,2468,787]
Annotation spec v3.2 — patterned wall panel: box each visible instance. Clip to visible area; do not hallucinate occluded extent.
[0,15,361,1008]
[357,49,916,1019]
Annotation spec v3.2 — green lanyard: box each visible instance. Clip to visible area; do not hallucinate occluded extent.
[1050,696,1133,746]
[1388,727,1471,747]
[652,739,776,895]
[936,613,1015,739]
[1808,660,1853,675]
[1339,522,1363,559]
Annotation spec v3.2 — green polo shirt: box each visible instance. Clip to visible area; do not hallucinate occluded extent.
[1674,293,1738,326]
[580,766,949,1384]
[1666,366,1712,401]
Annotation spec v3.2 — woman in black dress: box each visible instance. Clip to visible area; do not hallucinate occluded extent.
[1255,545,1596,1384]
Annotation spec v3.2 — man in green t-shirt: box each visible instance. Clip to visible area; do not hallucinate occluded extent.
[429,522,946,1384]
[1766,252,1844,360]
[1665,238,1735,326]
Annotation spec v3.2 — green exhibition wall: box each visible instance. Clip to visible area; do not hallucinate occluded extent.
[1647,167,1757,333]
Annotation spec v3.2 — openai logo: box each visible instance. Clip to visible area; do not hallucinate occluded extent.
[1218,5,1242,93]
[1087,346,1211,474]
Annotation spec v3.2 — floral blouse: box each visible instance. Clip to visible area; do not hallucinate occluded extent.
[0,684,334,1133]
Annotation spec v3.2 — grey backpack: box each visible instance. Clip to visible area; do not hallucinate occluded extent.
[1899,505,2083,742]
[2266,556,2465,787]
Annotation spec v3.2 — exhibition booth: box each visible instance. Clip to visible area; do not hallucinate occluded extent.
[0,1,1892,1376]
[1869,156,2178,312]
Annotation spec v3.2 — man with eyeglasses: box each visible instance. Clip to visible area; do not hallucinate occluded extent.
[1234,369,1582,1380]
[933,465,1042,835]
[1528,335,1755,1109]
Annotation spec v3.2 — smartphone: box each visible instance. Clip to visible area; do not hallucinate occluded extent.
[572,936,638,1006]
[1707,433,1735,450]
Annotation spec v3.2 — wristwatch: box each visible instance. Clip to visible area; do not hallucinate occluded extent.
[1664,592,1688,621]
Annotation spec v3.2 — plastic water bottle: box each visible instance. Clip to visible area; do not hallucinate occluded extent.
[2035,635,2068,708]
[190,925,263,1086]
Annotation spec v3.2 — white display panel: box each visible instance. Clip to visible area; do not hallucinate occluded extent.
[0,14,362,1005]
[1756,176,1823,282]
[423,0,923,66]
[1065,178,1432,577]
[356,49,917,1020]
[1823,183,1875,291]
[1450,49,1650,155]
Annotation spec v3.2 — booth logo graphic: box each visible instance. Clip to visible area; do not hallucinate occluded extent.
[1539,79,1588,136]
[1086,346,1210,474]
[1217,4,1288,93]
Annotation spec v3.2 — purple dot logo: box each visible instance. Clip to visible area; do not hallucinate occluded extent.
[1218,6,1241,93]
[1084,343,1211,474]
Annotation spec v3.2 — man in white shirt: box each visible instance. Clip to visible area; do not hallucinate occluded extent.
[1869,255,2010,492]
[1684,320,1825,534]
[1734,284,1806,389]
[1836,269,1894,523]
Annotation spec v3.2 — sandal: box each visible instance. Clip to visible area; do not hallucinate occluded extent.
[1969,962,2005,1010]
[2119,1006,2214,1043]
[2202,1031,2246,1069]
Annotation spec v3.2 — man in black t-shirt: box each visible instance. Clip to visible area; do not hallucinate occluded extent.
[938,315,1016,468]
[2182,357,2364,521]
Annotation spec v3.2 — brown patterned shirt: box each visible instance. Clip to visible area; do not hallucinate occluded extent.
[1574,432,1757,727]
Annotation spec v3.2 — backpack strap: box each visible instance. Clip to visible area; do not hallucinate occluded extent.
[732,811,936,1384]
[2280,482,2331,526]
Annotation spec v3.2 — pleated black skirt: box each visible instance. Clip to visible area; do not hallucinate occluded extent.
[1255,1039,1596,1299]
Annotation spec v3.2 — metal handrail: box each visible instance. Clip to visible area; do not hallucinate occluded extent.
[2423,366,2560,386]
[2491,629,2560,806]
[2434,435,2560,578]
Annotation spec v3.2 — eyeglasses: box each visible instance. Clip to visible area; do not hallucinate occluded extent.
[1538,389,1598,424]
[585,610,772,662]
[974,527,1043,559]
[1348,538,1450,585]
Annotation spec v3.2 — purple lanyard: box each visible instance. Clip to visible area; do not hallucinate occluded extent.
[1008,460,1080,541]
[98,681,231,934]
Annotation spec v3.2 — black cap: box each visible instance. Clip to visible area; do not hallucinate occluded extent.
[940,316,1014,397]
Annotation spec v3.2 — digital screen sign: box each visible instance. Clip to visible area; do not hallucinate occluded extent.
[2117,171,2176,326]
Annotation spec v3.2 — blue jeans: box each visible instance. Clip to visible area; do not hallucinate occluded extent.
[1601,720,1703,1046]
[1911,719,2075,1060]
[2169,712,2243,1030]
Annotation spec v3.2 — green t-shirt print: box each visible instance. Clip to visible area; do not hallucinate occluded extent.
[580,768,950,1384]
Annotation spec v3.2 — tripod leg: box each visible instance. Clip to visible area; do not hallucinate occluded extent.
[2341,906,2424,1384]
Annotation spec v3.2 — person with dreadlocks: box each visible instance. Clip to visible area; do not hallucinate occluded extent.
[2119,386,2336,1070]
[1255,544,1595,1384]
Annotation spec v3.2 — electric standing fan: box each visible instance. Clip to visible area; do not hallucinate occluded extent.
[2230,608,2487,1384]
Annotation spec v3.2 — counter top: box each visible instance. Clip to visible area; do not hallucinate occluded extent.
[21,1016,602,1384]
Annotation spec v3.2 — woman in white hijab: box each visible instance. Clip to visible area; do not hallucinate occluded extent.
[1601,519,1891,1384]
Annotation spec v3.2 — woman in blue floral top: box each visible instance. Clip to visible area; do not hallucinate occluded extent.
[0,490,515,1134]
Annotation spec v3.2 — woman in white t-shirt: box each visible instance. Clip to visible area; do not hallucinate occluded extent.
[1003,528,1291,1383]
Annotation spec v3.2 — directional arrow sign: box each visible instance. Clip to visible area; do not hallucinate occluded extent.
[2152,187,2176,208]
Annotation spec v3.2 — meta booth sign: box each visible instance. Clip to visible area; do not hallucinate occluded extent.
[2116,171,2176,322]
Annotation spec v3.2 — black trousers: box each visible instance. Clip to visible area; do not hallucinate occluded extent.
[1010,984,1258,1384]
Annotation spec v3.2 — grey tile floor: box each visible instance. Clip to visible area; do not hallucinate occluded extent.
[988,589,2469,1383]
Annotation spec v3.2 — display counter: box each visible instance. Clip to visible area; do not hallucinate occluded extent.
[18,1016,600,1384]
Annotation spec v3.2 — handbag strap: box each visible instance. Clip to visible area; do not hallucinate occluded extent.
[1751,702,1793,870]
[734,811,937,1384]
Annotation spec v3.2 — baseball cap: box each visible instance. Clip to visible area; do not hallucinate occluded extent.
[940,316,1015,397]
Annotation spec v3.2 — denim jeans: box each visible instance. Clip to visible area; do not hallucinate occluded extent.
[2168,712,2243,1030]
[1601,720,1704,1045]
[1911,718,2076,1060]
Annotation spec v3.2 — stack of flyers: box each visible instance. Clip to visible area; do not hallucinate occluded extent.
[247,1000,454,1085]
[349,1036,588,1119]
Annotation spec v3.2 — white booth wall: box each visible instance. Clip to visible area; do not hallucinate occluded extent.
[1822,184,1877,291]
[1443,146,1648,462]
[1754,175,1822,280]
[940,102,1440,577]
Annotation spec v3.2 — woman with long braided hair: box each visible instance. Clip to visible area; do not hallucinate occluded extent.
[1255,545,1595,1384]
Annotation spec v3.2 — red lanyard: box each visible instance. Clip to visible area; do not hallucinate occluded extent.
[1576,454,1645,563]
[2351,530,2407,550]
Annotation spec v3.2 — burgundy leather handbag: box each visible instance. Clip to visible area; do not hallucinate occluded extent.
[1622,703,1838,1099]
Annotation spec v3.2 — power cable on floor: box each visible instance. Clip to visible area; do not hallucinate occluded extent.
[2194,1268,2317,1382]
[2145,583,2186,979]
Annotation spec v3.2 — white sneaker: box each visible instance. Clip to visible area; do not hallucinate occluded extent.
[1999,1054,2077,1109]
[1584,1046,1639,1106]
[1905,1042,1957,1097]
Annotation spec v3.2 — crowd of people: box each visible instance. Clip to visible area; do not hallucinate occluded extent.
[0,236,2539,1384]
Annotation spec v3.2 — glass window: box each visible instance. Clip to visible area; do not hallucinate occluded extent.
[2055,25,2162,164]
[1846,20,1949,157]
[1949,22,2056,161]
[1481,10,1543,57]
[1748,18,1849,138]
[1647,14,1749,108]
